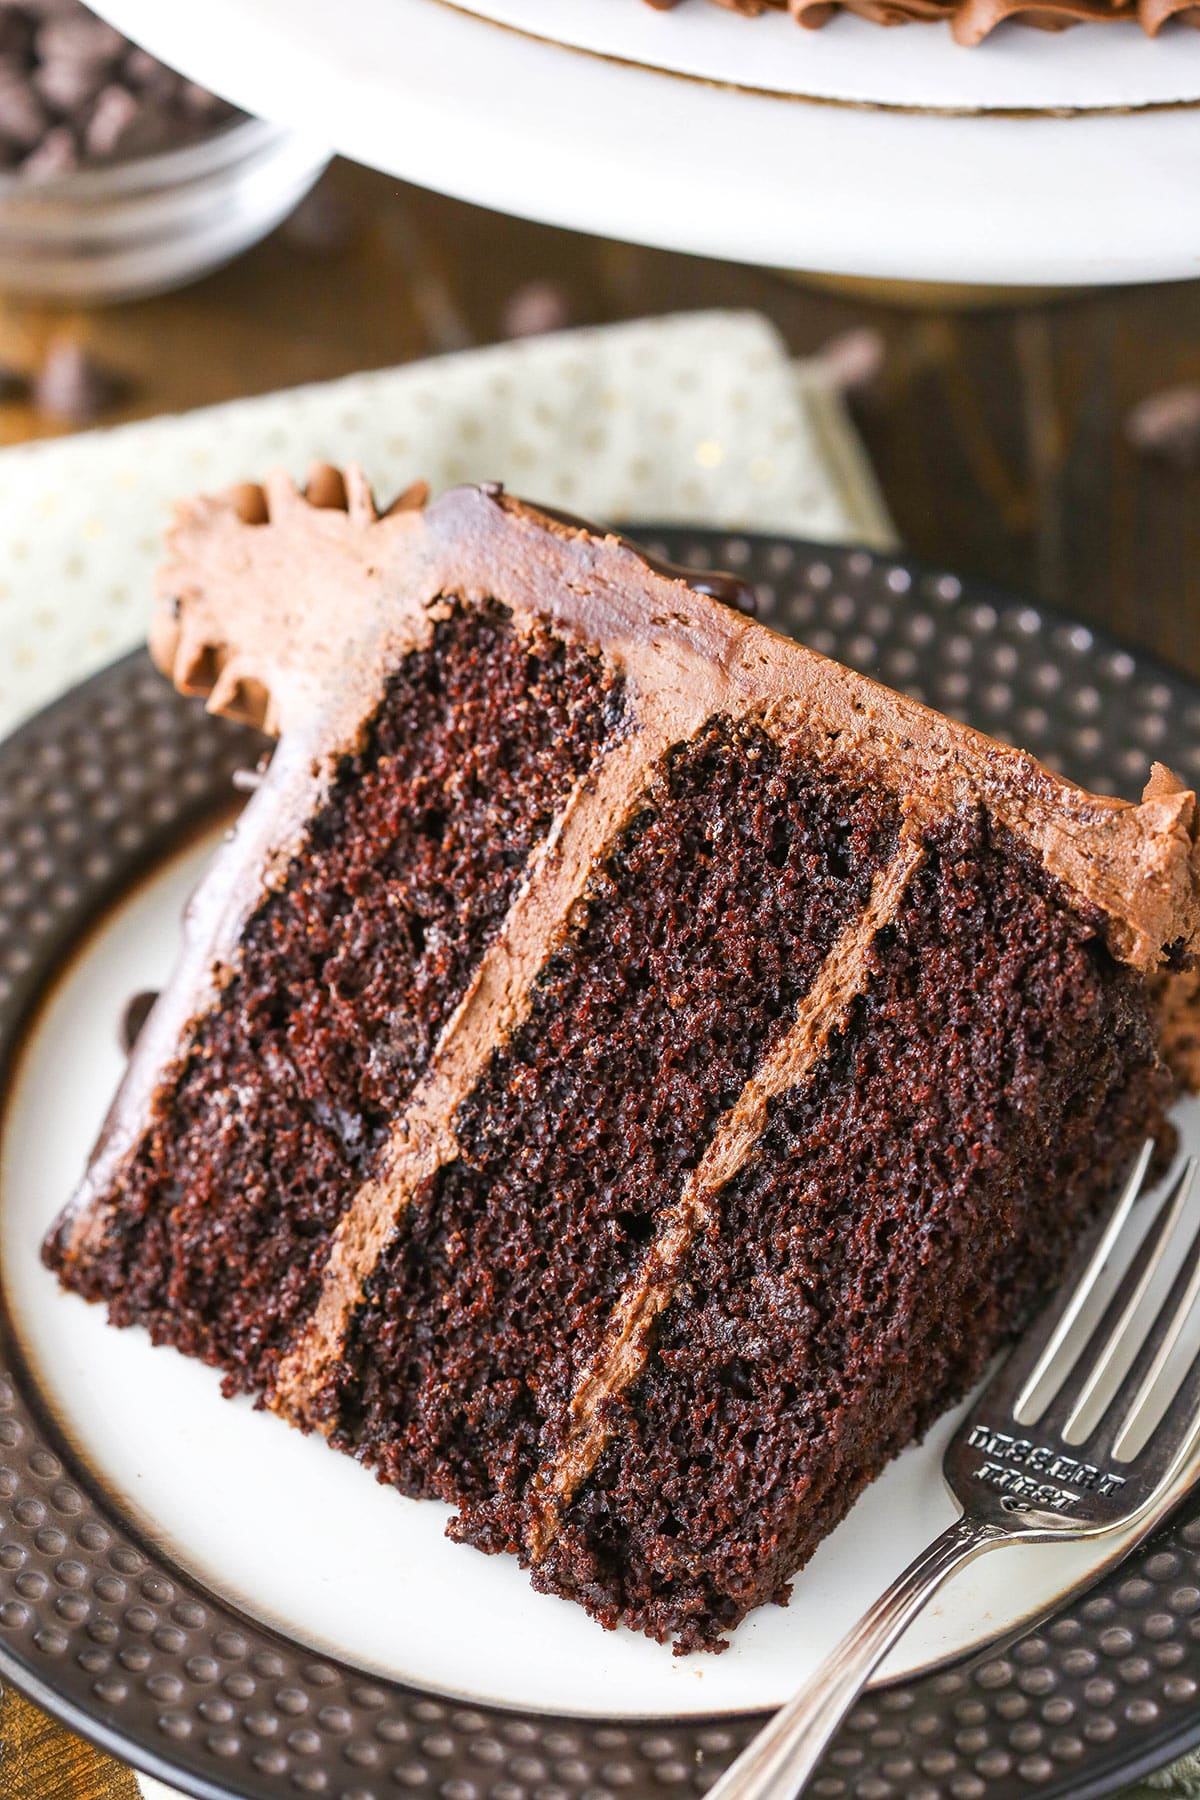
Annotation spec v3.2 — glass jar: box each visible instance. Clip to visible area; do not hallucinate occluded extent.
[0,115,330,304]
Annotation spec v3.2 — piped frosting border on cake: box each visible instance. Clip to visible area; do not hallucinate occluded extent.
[642,0,1200,45]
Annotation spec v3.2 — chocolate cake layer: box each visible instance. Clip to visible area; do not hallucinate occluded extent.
[331,721,901,1517]
[522,810,1170,1650]
[44,473,1200,1653]
[46,600,621,1394]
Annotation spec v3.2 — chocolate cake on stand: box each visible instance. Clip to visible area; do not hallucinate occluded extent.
[78,0,1200,290]
[642,0,1198,45]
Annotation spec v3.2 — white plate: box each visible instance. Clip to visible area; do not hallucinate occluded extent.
[4,825,1197,1721]
[85,0,1200,287]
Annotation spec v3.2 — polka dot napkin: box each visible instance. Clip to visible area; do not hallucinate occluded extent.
[0,307,893,745]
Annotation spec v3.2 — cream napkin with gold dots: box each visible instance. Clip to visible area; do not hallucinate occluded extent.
[0,309,892,743]
[0,307,891,1800]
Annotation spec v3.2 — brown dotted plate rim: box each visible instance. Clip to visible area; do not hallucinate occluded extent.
[0,528,1198,1800]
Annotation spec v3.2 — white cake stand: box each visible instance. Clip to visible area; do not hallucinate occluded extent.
[89,0,1200,292]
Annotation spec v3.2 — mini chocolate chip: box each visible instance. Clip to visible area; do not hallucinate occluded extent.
[0,58,49,150]
[35,15,126,68]
[35,54,105,115]
[20,122,75,179]
[84,81,141,157]
[124,47,179,97]
[501,280,574,341]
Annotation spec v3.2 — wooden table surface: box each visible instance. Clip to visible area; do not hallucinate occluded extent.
[0,156,1197,1797]
[0,157,1196,677]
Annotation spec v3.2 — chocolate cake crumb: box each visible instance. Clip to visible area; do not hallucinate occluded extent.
[50,601,622,1394]
[532,810,1169,1650]
[335,721,900,1514]
[44,479,1199,1652]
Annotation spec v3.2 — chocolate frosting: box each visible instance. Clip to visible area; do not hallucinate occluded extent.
[149,468,1200,974]
[60,467,1200,1274]
[51,467,1200,1440]
[644,0,1200,41]
[505,495,759,615]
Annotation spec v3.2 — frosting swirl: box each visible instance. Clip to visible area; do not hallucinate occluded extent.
[643,0,1200,42]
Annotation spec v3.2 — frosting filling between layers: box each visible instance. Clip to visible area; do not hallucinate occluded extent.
[271,713,685,1422]
[519,818,927,1563]
[43,472,1200,1651]
[46,594,624,1394]
[523,808,1171,1650]
[325,721,906,1511]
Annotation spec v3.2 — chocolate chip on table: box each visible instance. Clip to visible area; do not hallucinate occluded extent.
[500,279,574,340]
[33,338,128,422]
[0,362,28,401]
[818,326,886,398]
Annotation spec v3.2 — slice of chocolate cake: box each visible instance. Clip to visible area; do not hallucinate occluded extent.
[46,472,1200,1653]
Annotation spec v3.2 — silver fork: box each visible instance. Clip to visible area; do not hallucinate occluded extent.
[707,1142,1200,1800]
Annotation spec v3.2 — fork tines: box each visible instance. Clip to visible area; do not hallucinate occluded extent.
[1010,1144,1200,1471]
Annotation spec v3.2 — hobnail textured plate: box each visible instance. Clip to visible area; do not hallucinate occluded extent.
[1,529,1200,1800]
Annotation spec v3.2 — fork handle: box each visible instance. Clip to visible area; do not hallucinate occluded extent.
[705,1516,1008,1800]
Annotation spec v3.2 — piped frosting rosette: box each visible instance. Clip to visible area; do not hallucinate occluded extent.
[644,0,1200,44]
